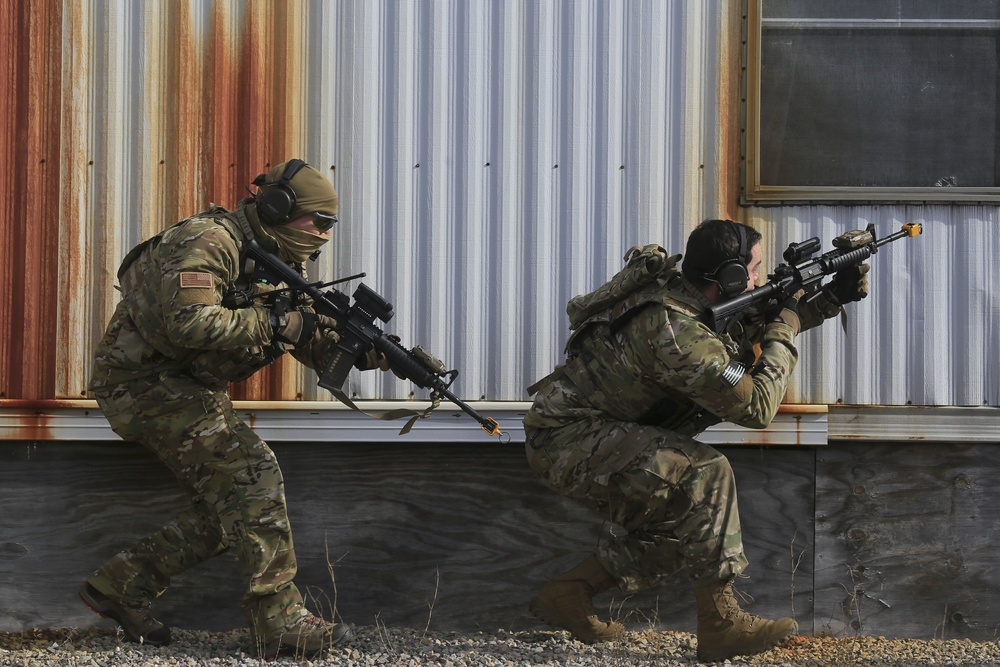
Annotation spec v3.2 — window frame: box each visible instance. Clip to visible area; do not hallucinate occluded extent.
[742,0,1000,205]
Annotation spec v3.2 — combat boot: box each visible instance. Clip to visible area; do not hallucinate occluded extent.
[529,554,625,643]
[693,578,797,661]
[79,583,171,646]
[257,613,354,658]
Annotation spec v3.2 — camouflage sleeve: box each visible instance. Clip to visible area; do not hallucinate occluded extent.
[158,219,275,350]
[649,309,798,429]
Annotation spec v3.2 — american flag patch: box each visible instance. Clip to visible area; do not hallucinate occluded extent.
[179,272,213,289]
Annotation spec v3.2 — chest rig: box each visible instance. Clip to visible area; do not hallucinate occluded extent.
[190,206,293,384]
[117,206,289,386]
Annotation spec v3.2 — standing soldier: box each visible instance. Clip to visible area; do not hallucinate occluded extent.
[523,219,868,662]
[82,159,384,658]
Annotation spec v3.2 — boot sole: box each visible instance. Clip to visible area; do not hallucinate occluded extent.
[78,586,171,647]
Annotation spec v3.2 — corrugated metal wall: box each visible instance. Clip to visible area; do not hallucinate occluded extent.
[1,0,995,408]
[752,206,1000,407]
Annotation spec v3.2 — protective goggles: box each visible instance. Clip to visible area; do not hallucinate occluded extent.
[311,213,338,232]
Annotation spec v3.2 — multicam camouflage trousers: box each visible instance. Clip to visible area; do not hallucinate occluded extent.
[90,372,308,643]
[525,418,749,593]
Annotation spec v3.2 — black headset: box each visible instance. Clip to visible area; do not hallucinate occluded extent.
[252,159,308,226]
[706,221,751,299]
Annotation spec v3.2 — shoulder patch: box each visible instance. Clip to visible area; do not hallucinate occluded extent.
[179,272,214,289]
[721,360,747,387]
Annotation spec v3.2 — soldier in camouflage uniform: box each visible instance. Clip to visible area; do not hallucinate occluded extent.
[81,160,377,657]
[523,219,869,662]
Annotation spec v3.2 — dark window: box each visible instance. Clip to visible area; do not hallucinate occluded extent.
[744,0,1000,203]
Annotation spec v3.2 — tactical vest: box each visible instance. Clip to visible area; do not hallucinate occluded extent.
[534,245,730,436]
[116,206,286,385]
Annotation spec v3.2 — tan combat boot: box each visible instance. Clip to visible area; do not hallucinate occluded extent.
[257,613,354,659]
[529,554,625,643]
[693,578,797,661]
[79,583,171,646]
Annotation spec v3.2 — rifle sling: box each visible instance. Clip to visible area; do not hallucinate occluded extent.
[328,386,441,435]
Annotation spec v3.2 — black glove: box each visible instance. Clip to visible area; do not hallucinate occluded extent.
[271,309,318,346]
[825,263,870,305]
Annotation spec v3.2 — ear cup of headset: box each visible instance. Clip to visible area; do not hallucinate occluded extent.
[716,261,750,298]
[253,159,307,225]
[255,184,296,225]
[712,221,750,299]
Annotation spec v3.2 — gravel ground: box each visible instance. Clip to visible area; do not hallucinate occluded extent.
[2,626,1000,667]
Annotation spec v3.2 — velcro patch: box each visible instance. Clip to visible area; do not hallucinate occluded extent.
[179,272,214,289]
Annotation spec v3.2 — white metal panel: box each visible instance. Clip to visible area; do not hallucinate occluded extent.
[754,207,1000,407]
[304,0,731,404]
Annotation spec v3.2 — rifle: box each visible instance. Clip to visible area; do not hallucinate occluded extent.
[706,222,923,335]
[243,239,504,439]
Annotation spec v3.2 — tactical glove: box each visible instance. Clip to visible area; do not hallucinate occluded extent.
[360,334,407,379]
[364,348,392,372]
[825,263,870,305]
[272,310,318,346]
[764,293,800,335]
[308,329,342,370]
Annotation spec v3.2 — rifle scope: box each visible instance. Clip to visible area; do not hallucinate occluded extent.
[783,238,821,264]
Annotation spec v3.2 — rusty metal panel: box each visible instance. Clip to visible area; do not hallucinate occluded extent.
[0,0,63,401]
[40,0,310,401]
[7,0,730,404]
[0,0,992,418]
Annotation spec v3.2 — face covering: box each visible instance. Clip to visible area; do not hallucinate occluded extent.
[269,225,330,263]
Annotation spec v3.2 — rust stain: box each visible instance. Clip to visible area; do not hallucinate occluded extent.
[0,0,16,400]
[0,0,63,400]
[730,405,825,446]
[0,399,79,441]
[228,2,304,401]
[2,0,306,404]
[60,2,105,399]
[167,0,200,222]
[206,1,238,208]
[0,412,54,441]
[54,0,86,398]
[718,0,743,221]
[0,399,89,410]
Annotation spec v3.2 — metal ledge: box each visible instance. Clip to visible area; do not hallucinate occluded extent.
[9,401,998,445]
[0,400,828,445]
[828,405,1000,443]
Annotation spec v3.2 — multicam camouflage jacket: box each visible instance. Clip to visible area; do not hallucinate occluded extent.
[89,203,328,391]
[524,244,840,436]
